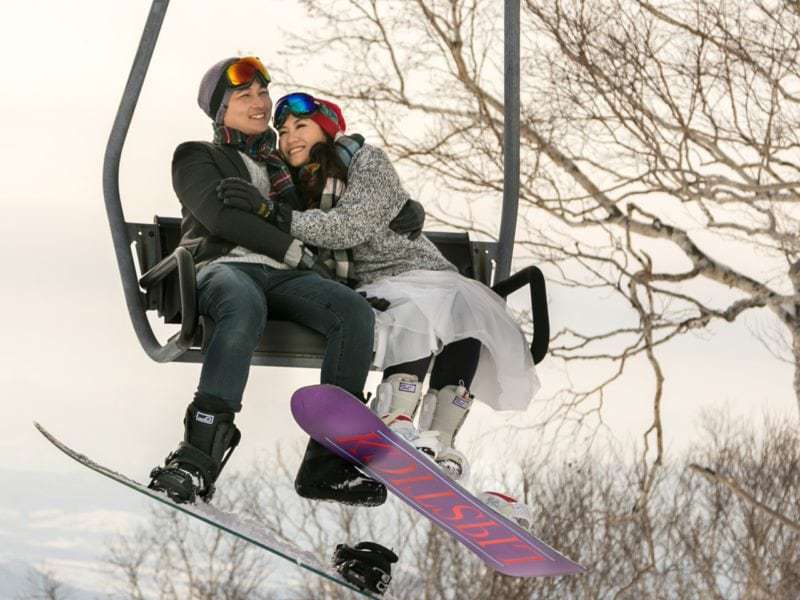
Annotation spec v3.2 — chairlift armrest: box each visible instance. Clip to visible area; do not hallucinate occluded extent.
[138,246,198,348]
[491,266,550,365]
[140,247,188,289]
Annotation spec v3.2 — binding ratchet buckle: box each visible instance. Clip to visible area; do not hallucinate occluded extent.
[332,541,398,595]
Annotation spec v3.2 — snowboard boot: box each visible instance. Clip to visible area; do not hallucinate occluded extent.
[149,395,241,504]
[295,438,387,507]
[373,373,423,442]
[415,384,473,483]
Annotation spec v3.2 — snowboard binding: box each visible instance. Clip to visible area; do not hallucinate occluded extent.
[149,401,241,504]
[332,541,398,595]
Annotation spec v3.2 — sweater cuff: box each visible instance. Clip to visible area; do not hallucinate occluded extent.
[283,238,305,268]
[289,212,303,239]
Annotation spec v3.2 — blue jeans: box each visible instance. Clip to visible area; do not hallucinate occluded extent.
[196,262,375,412]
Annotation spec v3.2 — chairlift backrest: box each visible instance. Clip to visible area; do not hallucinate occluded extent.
[132,217,497,323]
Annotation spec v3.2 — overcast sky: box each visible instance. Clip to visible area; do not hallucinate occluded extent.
[0,0,796,596]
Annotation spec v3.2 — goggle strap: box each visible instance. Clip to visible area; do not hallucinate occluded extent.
[209,84,229,122]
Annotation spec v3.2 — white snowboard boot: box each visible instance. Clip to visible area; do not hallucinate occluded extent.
[373,373,423,442]
[477,491,534,532]
[415,384,473,483]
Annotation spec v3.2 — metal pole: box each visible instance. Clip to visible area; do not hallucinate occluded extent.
[102,0,177,361]
[496,0,521,282]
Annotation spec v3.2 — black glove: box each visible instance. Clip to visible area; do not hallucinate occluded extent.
[389,199,425,240]
[218,177,295,234]
[358,291,391,312]
[298,249,335,280]
[217,177,274,218]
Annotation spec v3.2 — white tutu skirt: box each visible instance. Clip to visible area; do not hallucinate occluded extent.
[359,270,541,411]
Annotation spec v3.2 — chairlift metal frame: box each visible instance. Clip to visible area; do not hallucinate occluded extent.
[102,0,545,368]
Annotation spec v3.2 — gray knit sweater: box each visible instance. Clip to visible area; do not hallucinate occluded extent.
[290,144,457,285]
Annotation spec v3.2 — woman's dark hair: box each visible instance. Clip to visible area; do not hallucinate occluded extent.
[292,137,348,209]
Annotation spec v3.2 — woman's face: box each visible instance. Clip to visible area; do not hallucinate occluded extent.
[278,114,327,167]
[222,80,271,135]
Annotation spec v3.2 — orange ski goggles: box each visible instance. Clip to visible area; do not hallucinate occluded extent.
[210,56,271,117]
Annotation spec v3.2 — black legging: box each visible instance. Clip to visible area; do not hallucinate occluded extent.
[383,337,481,390]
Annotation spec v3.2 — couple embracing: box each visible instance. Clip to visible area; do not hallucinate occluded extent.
[148,56,539,521]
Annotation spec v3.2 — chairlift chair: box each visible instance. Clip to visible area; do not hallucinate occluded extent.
[102,0,548,370]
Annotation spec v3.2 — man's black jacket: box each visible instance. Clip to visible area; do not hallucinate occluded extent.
[172,141,306,267]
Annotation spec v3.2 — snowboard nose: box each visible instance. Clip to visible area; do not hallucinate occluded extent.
[291,384,385,447]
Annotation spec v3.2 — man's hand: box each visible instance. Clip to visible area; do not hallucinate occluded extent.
[389,199,425,240]
[217,178,274,218]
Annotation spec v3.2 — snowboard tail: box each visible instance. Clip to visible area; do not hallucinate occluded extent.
[291,384,584,578]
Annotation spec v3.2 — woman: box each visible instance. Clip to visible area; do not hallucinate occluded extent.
[218,92,540,487]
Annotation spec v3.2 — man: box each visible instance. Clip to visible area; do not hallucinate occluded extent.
[148,56,421,507]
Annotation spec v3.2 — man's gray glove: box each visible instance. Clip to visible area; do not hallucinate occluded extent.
[389,199,425,240]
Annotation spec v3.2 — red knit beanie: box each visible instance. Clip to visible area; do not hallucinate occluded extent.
[310,99,347,138]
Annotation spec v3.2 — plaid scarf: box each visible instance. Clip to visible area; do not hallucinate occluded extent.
[264,151,303,207]
[266,136,366,286]
[212,124,277,162]
[213,124,304,208]
[315,175,357,286]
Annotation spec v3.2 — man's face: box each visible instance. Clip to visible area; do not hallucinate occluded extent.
[222,80,272,135]
[277,114,328,167]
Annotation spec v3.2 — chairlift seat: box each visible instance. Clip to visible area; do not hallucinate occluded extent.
[130,216,501,368]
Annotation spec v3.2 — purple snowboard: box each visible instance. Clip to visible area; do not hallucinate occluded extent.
[291,384,584,578]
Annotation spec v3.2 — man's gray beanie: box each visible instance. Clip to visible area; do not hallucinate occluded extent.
[197,57,238,122]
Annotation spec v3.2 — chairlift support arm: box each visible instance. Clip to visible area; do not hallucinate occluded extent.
[102,0,182,362]
[496,0,521,282]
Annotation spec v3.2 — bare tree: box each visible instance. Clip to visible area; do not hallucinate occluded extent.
[104,416,800,599]
[104,453,413,600]
[105,474,278,600]
[15,567,70,600]
[276,1,800,470]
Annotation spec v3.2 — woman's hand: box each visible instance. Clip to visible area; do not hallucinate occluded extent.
[358,291,391,311]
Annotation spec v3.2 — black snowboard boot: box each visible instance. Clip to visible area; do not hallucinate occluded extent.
[149,395,241,504]
[295,438,387,507]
